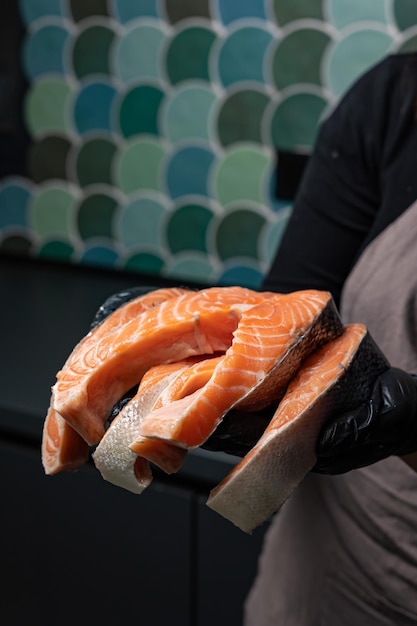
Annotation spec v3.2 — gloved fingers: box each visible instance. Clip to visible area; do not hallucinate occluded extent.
[90,286,159,330]
[313,441,391,474]
[313,367,417,474]
[315,403,373,457]
[368,367,417,455]
[202,409,272,457]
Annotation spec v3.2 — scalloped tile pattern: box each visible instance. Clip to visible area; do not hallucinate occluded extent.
[2,0,416,288]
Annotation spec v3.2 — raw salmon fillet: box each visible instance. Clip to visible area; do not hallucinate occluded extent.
[52,286,268,445]
[42,286,189,474]
[206,324,390,533]
[136,290,343,449]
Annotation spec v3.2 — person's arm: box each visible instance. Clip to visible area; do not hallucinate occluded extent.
[263,66,383,306]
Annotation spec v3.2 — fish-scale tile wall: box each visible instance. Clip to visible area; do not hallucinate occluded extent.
[1,0,417,288]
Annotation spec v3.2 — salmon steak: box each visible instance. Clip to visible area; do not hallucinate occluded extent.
[206,324,390,533]
[128,355,223,465]
[42,286,191,474]
[135,289,343,449]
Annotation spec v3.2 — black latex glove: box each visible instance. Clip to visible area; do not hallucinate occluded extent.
[202,408,272,457]
[313,367,417,474]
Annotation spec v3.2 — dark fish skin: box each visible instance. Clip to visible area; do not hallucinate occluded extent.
[232,296,345,411]
[313,330,390,419]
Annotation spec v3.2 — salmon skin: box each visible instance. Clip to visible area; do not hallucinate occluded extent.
[206,324,390,534]
[92,357,215,493]
[51,286,268,446]
[135,290,343,449]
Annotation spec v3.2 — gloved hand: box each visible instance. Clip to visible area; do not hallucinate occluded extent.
[313,367,417,474]
[202,408,272,457]
[203,368,417,474]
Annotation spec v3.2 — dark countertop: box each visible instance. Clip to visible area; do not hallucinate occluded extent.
[0,254,237,488]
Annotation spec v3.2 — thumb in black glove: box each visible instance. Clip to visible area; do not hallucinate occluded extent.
[313,367,417,474]
[202,408,272,457]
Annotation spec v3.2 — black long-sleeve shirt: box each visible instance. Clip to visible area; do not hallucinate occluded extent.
[263,53,417,309]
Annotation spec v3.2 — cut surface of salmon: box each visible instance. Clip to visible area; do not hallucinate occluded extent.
[137,290,343,449]
[52,286,268,445]
[206,324,390,533]
[42,405,90,475]
[64,287,190,370]
[41,287,188,474]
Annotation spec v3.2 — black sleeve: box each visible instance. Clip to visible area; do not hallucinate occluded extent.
[262,58,392,308]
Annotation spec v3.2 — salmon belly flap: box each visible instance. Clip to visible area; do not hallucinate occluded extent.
[42,406,90,475]
[92,358,216,494]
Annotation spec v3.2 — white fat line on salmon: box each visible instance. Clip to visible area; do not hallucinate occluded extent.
[192,315,219,354]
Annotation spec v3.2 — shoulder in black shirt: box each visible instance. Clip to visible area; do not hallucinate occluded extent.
[263,53,417,308]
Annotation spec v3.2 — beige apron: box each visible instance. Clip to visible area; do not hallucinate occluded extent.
[244,201,417,625]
